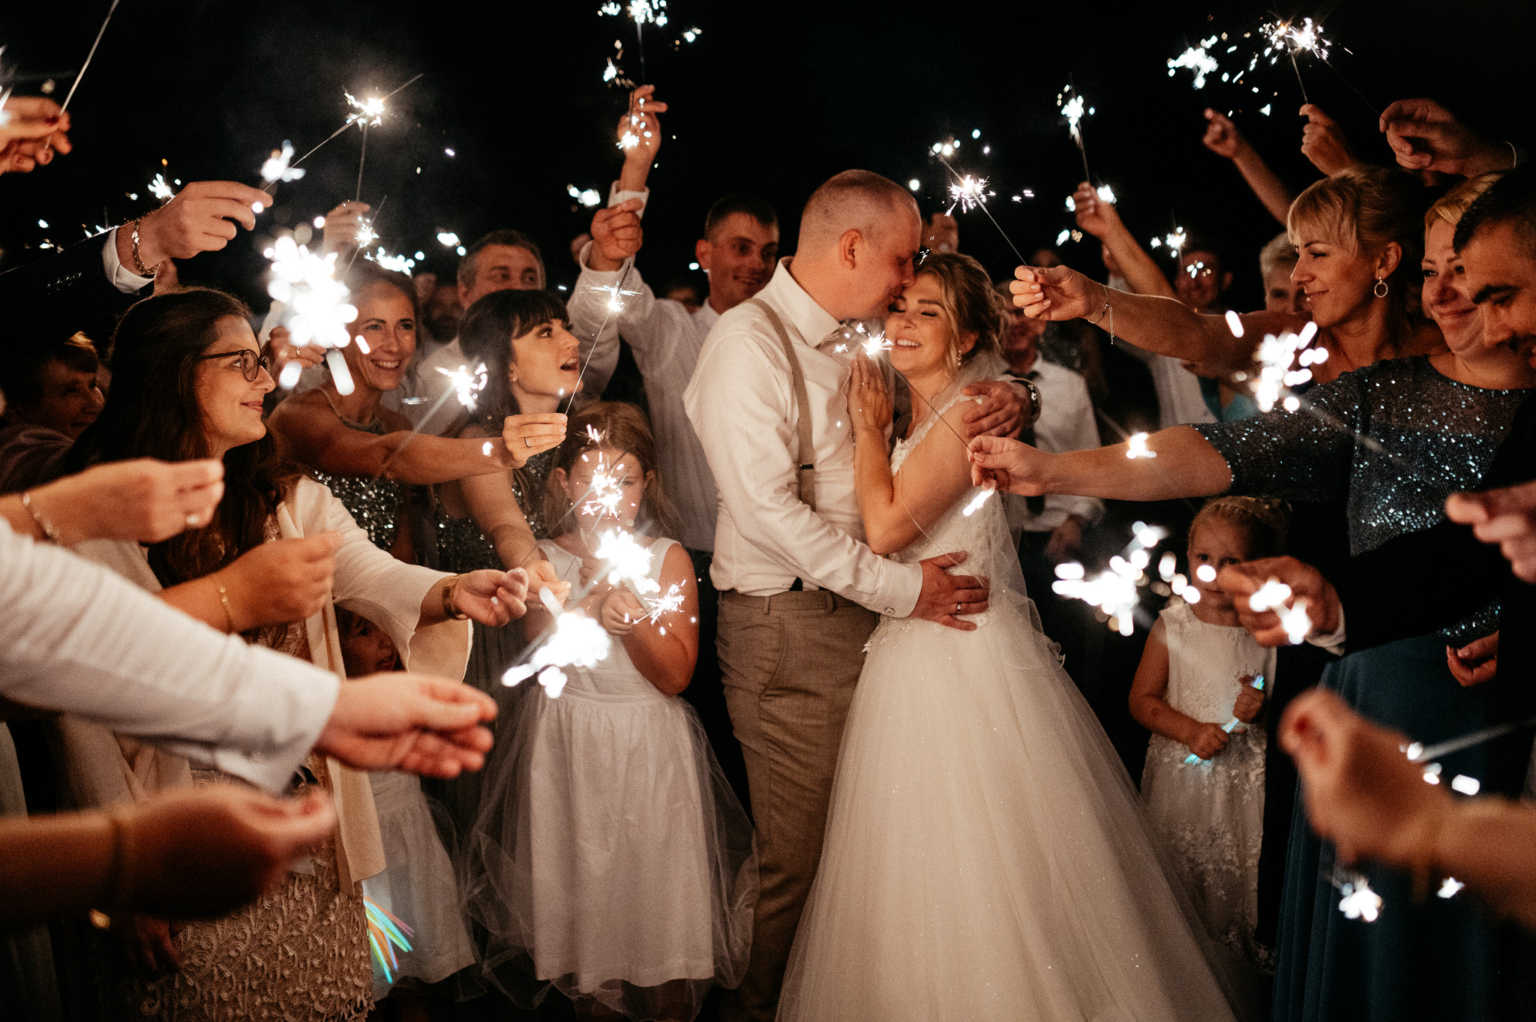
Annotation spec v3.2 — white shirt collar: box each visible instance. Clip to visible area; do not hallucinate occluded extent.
[756,258,842,348]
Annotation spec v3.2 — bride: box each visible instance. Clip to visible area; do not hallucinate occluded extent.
[775,253,1237,1021]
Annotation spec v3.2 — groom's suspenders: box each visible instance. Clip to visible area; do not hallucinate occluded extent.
[747,298,817,512]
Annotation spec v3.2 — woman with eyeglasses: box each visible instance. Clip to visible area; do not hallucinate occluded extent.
[57,286,529,1021]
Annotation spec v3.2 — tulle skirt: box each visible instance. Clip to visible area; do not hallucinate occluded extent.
[777,594,1238,1022]
[461,683,757,1021]
[362,772,477,999]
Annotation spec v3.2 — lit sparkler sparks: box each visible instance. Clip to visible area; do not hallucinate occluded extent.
[946,174,992,215]
[568,184,602,208]
[1246,578,1313,644]
[502,612,612,699]
[1126,432,1157,459]
[435,362,489,411]
[264,236,356,389]
[961,486,996,517]
[148,173,175,203]
[1248,321,1323,413]
[259,141,306,185]
[1337,873,1382,922]
[594,529,659,595]
[1052,522,1168,636]
[1167,36,1221,89]
[345,91,387,128]
[1149,226,1187,257]
[363,246,417,275]
[1262,17,1330,61]
[1438,878,1466,899]
[1095,184,1116,204]
[1057,84,1094,182]
[589,281,642,313]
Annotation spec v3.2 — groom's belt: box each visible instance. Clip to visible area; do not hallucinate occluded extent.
[720,587,868,615]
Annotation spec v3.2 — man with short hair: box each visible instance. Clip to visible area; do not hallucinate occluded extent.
[686,168,1031,1022]
[0,333,104,493]
[405,229,549,434]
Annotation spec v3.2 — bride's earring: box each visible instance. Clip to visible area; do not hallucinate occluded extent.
[950,341,961,372]
[1373,276,1389,298]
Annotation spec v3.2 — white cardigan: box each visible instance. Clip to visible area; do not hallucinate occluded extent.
[60,476,471,889]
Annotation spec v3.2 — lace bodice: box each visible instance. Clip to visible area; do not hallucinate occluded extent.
[888,394,1009,570]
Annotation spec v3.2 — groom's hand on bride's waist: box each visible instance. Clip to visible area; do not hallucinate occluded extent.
[913,551,990,632]
[961,380,1031,440]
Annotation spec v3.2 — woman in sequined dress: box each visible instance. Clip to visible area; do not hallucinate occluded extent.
[975,175,1536,1020]
[57,288,529,1022]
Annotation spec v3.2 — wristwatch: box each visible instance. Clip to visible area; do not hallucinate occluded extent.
[1017,377,1042,428]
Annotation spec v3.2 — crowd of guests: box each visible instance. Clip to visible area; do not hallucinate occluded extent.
[3,73,1536,1022]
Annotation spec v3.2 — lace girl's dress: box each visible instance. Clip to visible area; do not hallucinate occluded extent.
[776,395,1238,1022]
[461,536,756,1022]
[1194,356,1536,1022]
[1140,601,1275,968]
[310,413,477,1001]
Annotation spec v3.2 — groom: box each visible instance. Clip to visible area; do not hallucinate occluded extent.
[685,169,1031,1021]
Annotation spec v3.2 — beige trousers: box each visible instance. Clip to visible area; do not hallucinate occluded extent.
[715,589,878,1022]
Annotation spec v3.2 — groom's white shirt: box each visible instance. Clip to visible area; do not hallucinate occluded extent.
[684,259,923,617]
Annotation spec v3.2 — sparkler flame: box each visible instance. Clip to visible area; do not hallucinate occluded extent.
[435,362,489,411]
[946,174,992,215]
[589,281,642,313]
[1252,321,1322,412]
[363,246,417,275]
[567,184,603,208]
[264,236,356,355]
[1052,522,1167,636]
[961,487,996,517]
[148,173,175,203]
[1338,875,1382,922]
[1167,36,1221,89]
[1247,577,1313,644]
[1126,433,1157,459]
[1057,87,1093,144]
[344,91,386,128]
[259,140,306,184]
[503,613,611,699]
[1263,17,1330,60]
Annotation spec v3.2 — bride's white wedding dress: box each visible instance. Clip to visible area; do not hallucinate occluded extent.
[776,398,1238,1022]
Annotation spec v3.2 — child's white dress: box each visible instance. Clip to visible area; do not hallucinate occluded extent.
[1140,599,1275,966]
[462,536,757,1022]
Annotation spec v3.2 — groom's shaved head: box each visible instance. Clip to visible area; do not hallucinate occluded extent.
[799,170,919,253]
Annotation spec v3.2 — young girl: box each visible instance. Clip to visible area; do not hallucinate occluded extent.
[462,401,756,1022]
[1131,496,1287,968]
[335,607,477,1013]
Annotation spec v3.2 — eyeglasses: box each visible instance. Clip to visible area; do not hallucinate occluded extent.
[197,348,273,383]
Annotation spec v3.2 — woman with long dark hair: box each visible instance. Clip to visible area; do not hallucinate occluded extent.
[60,286,528,1022]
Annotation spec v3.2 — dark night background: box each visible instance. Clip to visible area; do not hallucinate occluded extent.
[2,0,1534,310]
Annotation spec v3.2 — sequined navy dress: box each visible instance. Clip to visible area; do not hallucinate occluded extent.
[1196,356,1534,1022]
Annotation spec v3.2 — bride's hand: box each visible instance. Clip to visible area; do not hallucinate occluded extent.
[847,352,892,435]
[967,436,1052,496]
[1010,264,1097,322]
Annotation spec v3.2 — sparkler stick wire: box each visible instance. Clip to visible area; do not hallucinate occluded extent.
[355,123,369,201]
[1406,714,1536,764]
[277,72,425,187]
[1288,52,1310,104]
[932,156,1028,266]
[59,0,121,113]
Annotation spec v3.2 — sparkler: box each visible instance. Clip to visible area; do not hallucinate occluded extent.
[503,612,611,699]
[1336,872,1382,922]
[946,174,992,215]
[1185,674,1266,764]
[1057,84,1094,183]
[1261,17,1329,102]
[1126,432,1157,459]
[264,235,357,389]
[1246,578,1313,644]
[1149,226,1187,258]
[961,486,996,517]
[281,73,424,183]
[435,363,489,411]
[259,141,306,185]
[1052,522,1168,636]
[363,246,417,275]
[59,0,122,113]
[1167,36,1221,89]
[568,184,603,208]
[364,898,414,983]
[1244,322,1323,413]
[589,281,643,314]
[148,174,176,203]
[599,0,671,80]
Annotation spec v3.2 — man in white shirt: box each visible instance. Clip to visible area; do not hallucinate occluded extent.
[685,170,1025,1022]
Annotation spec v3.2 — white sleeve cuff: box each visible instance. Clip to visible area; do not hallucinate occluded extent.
[101,229,155,294]
[1306,607,1346,655]
[608,182,650,217]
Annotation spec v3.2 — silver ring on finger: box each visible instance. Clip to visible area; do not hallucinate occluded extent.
[956,601,962,614]
[524,436,532,448]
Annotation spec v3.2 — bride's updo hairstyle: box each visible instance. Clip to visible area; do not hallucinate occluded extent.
[1189,496,1290,559]
[913,251,1004,371]
[543,400,682,540]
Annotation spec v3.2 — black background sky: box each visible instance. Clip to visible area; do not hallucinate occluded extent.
[1,0,1532,312]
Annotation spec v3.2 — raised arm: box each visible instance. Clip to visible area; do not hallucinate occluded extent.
[1071,183,1177,300]
[848,355,975,554]
[268,396,558,484]
[1202,109,1296,226]
[968,424,1230,502]
[1010,263,1309,376]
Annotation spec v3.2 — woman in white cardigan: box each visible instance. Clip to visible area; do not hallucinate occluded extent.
[56,288,527,1022]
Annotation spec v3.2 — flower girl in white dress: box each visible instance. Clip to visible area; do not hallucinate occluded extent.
[1131,497,1285,969]
[461,402,756,1022]
[777,254,1237,1022]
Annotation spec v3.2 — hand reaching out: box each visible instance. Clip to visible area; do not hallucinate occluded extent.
[502,413,568,467]
[1379,98,1512,178]
[265,324,325,382]
[590,198,645,270]
[0,97,71,175]
[126,181,274,268]
[1300,104,1358,175]
[960,380,1027,439]
[1010,264,1098,323]
[967,435,1052,496]
[319,673,498,777]
[219,533,341,631]
[1201,109,1248,161]
[600,586,646,637]
[320,201,371,254]
[1446,480,1536,582]
[1072,182,1123,240]
[1446,631,1498,687]
[1216,556,1341,646]
[617,85,667,187]
[24,458,225,545]
[450,568,530,625]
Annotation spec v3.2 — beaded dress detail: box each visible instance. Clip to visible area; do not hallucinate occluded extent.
[1195,356,1527,642]
[309,417,406,553]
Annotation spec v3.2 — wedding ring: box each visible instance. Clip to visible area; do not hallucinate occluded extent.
[523,436,532,448]
[956,601,962,614]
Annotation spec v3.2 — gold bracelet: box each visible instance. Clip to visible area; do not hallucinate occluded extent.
[89,807,136,930]
[441,574,469,620]
[20,491,61,543]
[215,580,237,632]
[129,217,157,278]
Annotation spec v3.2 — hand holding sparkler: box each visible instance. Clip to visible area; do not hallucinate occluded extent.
[1009,264,1096,323]
[439,568,530,625]
[1281,688,1451,868]
[966,435,1050,496]
[319,200,372,255]
[1299,104,1358,176]
[1233,675,1267,723]
[600,586,647,637]
[263,325,325,381]
[847,351,893,436]
[0,96,70,175]
[502,413,569,467]
[1446,631,1499,688]
[1446,479,1536,582]
[1218,556,1340,647]
[1070,182,1122,241]
[1185,720,1233,761]
[616,85,667,191]
[589,197,646,272]
[1379,98,1515,178]
[1200,109,1248,161]
[120,181,273,272]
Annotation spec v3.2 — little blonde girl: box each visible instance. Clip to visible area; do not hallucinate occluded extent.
[1131,496,1287,969]
[461,401,756,1022]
